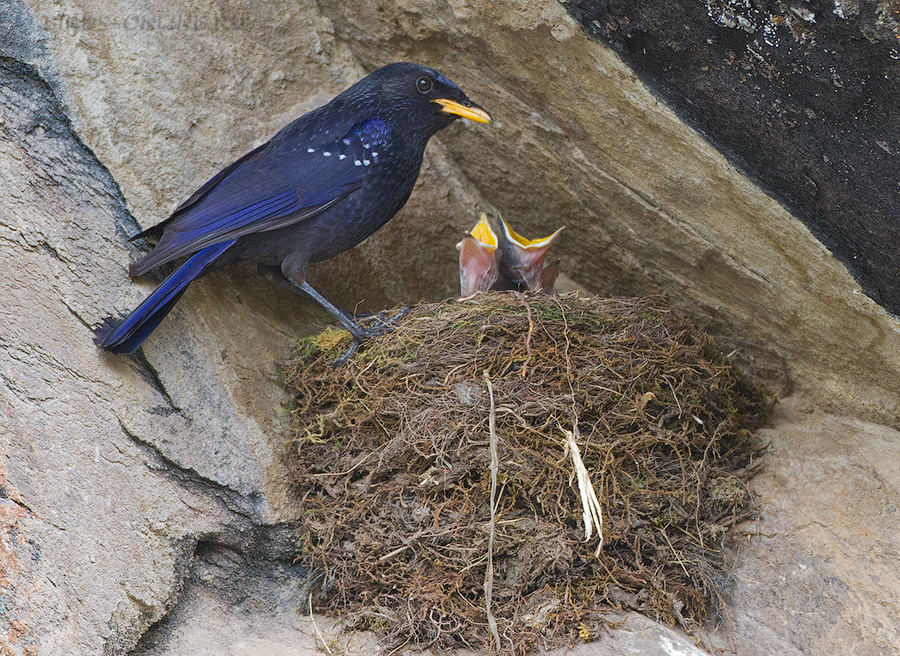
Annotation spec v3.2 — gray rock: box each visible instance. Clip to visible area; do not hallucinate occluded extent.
[711,398,900,655]
[567,0,900,319]
[0,8,305,652]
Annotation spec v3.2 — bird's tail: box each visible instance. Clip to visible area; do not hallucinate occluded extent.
[94,240,236,354]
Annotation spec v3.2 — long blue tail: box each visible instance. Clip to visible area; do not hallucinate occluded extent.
[95,240,236,354]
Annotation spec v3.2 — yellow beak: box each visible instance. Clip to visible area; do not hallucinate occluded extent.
[499,216,565,250]
[456,213,499,251]
[433,98,492,124]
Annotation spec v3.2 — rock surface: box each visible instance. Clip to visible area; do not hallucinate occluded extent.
[1,0,899,654]
[718,398,900,656]
[567,0,900,317]
[0,47,295,654]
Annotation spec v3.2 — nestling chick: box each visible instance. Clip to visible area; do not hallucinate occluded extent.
[457,213,564,295]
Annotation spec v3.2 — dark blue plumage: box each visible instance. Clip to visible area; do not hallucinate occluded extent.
[95,63,490,354]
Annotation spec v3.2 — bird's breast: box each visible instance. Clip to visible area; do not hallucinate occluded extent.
[305,151,424,263]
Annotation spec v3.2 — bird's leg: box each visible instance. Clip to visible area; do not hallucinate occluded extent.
[296,280,368,341]
[258,265,361,323]
[257,264,366,338]
[258,264,400,355]
[300,281,411,365]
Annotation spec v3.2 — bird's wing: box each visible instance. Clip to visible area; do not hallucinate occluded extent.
[132,142,271,242]
[131,117,391,276]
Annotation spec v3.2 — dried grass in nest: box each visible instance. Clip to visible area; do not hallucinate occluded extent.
[280,292,770,654]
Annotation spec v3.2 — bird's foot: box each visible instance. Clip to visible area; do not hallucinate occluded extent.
[333,340,361,367]
[333,306,412,366]
[332,325,387,367]
[354,305,412,331]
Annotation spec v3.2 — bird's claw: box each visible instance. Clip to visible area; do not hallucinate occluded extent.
[356,305,412,330]
[333,339,361,367]
[332,326,384,368]
[333,306,412,367]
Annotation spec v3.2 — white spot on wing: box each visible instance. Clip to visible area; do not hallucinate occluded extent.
[323,151,331,157]
[307,147,315,153]
[338,154,346,160]
[354,160,362,166]
[363,159,370,166]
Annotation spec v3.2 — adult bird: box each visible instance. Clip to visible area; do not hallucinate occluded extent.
[94,62,491,354]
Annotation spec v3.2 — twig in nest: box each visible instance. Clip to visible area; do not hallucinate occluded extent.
[379,544,411,562]
[517,293,535,378]
[562,423,604,556]
[309,592,334,655]
[483,370,502,651]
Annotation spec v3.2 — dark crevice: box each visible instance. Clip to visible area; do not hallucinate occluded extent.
[39,240,61,260]
[101,534,199,656]
[0,55,142,243]
[127,525,305,655]
[60,297,93,330]
[129,350,182,415]
[110,420,299,654]
[116,418,258,520]
[0,483,36,516]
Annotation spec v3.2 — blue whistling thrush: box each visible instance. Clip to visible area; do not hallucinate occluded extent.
[95,62,491,354]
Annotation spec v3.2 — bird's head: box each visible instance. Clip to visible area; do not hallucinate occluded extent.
[348,63,491,138]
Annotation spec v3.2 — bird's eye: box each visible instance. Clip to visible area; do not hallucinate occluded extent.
[416,76,433,94]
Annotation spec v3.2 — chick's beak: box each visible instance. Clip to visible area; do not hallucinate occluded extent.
[433,98,492,124]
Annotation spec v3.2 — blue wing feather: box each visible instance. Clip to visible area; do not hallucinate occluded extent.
[131,116,391,276]
[132,142,271,242]
[95,240,237,353]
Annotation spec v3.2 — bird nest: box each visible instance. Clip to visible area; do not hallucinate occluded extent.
[279,293,770,654]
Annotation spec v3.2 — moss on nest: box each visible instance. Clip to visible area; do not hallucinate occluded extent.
[280,292,770,653]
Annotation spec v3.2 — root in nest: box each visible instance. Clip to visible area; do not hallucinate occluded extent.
[279,292,771,654]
